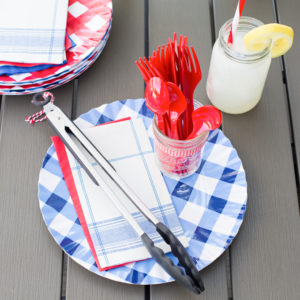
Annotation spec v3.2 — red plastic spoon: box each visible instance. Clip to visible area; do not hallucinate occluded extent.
[145,77,170,135]
[166,82,187,140]
[186,105,222,140]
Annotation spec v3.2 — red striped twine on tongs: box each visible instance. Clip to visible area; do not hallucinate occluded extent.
[25,91,55,125]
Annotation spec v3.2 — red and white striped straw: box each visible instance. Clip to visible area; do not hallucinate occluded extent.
[227,0,246,45]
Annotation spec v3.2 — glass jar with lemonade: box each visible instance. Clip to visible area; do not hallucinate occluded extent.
[206,17,294,114]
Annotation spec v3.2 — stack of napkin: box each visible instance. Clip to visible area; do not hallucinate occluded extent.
[0,0,70,75]
[52,117,188,270]
[0,0,113,95]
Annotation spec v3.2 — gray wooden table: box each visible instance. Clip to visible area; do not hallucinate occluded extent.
[1,0,300,299]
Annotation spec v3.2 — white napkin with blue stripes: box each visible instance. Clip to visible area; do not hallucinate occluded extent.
[0,0,69,64]
[55,118,188,270]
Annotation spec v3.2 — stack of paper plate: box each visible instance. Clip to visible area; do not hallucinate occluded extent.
[0,0,112,95]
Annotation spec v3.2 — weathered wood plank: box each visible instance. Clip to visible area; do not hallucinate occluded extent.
[75,2,145,113]
[150,255,227,300]
[213,0,300,299]
[66,0,145,299]
[149,0,228,299]
[277,0,300,201]
[149,0,214,105]
[0,83,73,300]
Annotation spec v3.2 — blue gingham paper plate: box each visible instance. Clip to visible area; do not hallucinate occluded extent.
[38,99,247,285]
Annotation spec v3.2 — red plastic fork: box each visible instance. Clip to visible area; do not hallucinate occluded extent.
[150,45,172,82]
[177,34,188,88]
[181,45,202,137]
[167,38,178,86]
[148,36,184,86]
[136,59,151,82]
[135,57,165,82]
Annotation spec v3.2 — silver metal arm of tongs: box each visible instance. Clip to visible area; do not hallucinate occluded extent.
[34,93,204,294]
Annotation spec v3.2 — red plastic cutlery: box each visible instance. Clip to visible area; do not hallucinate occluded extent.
[181,46,202,137]
[166,82,187,140]
[186,105,222,140]
[136,33,212,142]
[136,57,164,82]
[145,77,170,135]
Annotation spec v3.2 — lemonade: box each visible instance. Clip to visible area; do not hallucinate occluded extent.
[206,17,272,114]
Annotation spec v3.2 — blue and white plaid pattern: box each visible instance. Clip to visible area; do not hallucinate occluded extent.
[65,118,187,268]
[0,20,112,95]
[0,0,69,64]
[39,99,247,284]
[1,18,111,87]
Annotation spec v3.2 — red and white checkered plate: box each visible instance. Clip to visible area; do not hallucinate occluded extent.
[0,0,112,86]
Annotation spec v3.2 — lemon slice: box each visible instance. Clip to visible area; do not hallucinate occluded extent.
[243,23,294,58]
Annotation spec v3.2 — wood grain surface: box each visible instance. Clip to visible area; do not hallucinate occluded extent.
[276,0,300,200]
[213,0,300,299]
[0,83,73,300]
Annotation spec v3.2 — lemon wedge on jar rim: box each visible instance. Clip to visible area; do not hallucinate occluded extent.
[243,23,294,58]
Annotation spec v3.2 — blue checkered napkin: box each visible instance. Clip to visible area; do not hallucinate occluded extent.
[0,0,68,64]
[60,118,188,269]
[38,99,247,284]
[0,20,112,96]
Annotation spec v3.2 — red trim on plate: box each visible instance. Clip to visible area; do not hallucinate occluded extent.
[94,116,131,127]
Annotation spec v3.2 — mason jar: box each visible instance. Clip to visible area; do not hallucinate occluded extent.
[152,101,209,178]
[206,16,272,114]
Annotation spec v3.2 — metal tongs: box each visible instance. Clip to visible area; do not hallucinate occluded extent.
[33,93,204,294]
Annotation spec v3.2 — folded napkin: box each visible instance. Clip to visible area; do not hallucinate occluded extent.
[0,35,75,76]
[0,0,69,64]
[52,117,188,270]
